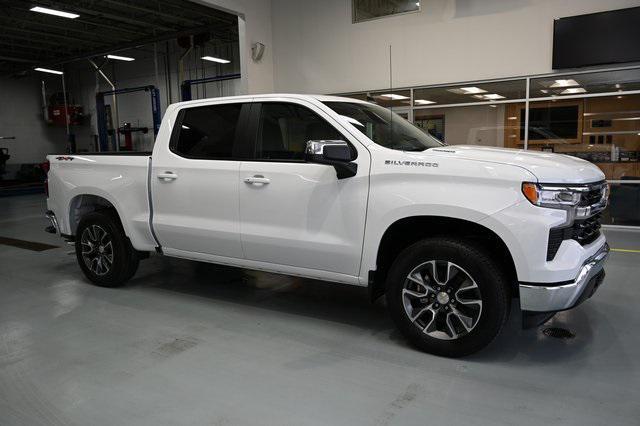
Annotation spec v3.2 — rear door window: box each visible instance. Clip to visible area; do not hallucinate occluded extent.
[172,103,245,159]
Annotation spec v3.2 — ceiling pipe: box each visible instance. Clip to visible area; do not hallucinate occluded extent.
[41,80,49,122]
[61,68,70,139]
[178,35,194,98]
[89,59,120,151]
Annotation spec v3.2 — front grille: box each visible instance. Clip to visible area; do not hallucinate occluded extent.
[578,183,606,207]
[546,213,602,261]
[572,214,602,245]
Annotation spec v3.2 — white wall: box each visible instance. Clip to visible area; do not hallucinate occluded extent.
[270,0,640,94]
[0,76,68,174]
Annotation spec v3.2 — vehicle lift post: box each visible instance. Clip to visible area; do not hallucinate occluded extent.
[96,85,161,152]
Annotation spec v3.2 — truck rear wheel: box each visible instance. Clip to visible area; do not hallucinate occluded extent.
[75,210,139,287]
[385,238,510,357]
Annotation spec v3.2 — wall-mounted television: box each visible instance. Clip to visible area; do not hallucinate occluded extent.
[520,106,579,140]
[553,7,640,69]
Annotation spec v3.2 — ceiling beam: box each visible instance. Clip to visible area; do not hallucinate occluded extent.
[4,27,108,47]
[0,54,37,63]
[99,0,204,26]
[0,3,149,37]
[34,0,180,32]
[156,0,238,25]
[42,23,238,67]
[0,40,71,54]
[71,17,150,37]
[0,49,74,64]
[0,15,133,42]
[0,33,75,47]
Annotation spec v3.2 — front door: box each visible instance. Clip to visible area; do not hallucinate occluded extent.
[238,99,370,277]
[151,101,250,258]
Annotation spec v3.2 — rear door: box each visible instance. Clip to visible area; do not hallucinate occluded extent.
[238,98,370,277]
[151,100,251,258]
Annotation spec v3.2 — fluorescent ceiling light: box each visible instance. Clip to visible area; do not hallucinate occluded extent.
[201,56,230,64]
[34,67,63,75]
[507,116,517,120]
[106,54,135,61]
[540,89,549,94]
[473,93,505,100]
[414,99,435,105]
[489,105,497,108]
[550,79,579,88]
[459,87,487,94]
[561,87,586,94]
[379,93,409,100]
[30,6,79,19]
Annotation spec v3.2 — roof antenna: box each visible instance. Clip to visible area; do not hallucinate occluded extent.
[389,44,393,94]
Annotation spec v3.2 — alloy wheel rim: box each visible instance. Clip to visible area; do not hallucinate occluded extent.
[402,260,482,340]
[81,225,113,276]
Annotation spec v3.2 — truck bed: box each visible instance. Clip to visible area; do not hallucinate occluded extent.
[46,153,157,251]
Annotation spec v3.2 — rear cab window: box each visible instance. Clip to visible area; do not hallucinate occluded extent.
[170,102,247,159]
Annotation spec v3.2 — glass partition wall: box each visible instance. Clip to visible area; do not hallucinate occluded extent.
[339,66,640,228]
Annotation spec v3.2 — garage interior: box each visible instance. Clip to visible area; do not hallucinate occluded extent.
[1,1,640,425]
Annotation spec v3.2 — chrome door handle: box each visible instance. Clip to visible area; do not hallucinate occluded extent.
[244,175,270,185]
[157,172,178,181]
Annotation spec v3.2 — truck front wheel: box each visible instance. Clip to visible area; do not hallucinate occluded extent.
[75,211,139,287]
[386,238,510,357]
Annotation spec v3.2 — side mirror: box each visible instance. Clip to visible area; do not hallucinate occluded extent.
[305,140,357,179]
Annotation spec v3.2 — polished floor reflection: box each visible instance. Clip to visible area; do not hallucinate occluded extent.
[1,195,639,426]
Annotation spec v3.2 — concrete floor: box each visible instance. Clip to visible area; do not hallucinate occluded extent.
[1,194,639,426]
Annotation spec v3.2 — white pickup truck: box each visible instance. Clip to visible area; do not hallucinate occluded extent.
[45,94,610,357]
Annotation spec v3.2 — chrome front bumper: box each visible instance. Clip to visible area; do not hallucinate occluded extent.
[519,243,610,312]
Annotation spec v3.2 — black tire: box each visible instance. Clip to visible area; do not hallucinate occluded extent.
[386,238,510,357]
[75,210,139,287]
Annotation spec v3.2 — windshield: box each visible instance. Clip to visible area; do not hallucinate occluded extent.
[323,101,444,151]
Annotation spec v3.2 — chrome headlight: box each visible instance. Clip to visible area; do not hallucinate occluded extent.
[522,182,582,208]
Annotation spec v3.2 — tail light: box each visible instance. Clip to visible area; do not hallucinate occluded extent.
[43,160,50,198]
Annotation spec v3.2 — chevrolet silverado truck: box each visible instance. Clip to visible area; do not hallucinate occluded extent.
[44,94,610,357]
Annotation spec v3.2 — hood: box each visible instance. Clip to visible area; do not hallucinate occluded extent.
[429,145,605,184]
